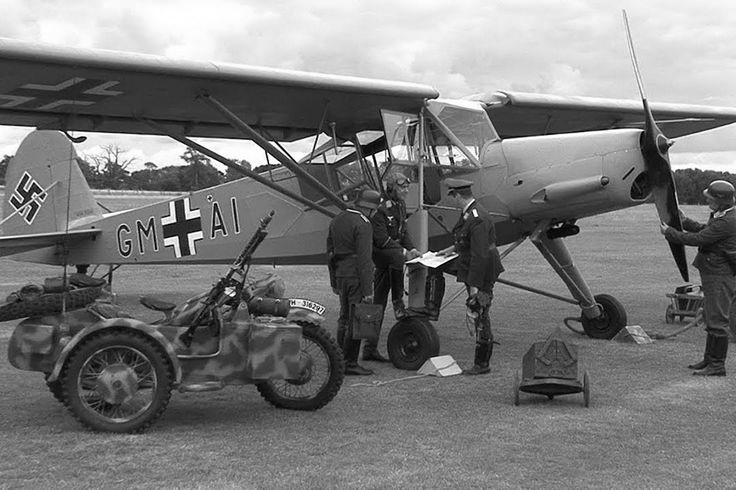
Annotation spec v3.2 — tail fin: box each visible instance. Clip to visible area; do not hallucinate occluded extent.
[1,130,100,236]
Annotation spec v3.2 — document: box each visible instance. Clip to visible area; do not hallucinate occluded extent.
[406,251,457,268]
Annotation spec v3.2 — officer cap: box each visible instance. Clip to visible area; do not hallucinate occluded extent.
[354,188,381,210]
[445,178,473,194]
[703,180,735,203]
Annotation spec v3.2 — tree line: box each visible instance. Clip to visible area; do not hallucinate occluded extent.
[0,147,732,203]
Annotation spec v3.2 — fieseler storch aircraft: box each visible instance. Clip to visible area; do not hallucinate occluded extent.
[1,12,736,365]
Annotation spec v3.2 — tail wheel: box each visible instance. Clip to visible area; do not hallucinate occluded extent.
[256,323,344,411]
[581,294,627,340]
[60,330,174,433]
[387,317,440,370]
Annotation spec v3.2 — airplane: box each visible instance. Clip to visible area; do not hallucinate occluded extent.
[1,16,736,367]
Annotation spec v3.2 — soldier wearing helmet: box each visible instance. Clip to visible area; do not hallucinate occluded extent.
[365,172,421,362]
[661,180,736,376]
[327,188,382,375]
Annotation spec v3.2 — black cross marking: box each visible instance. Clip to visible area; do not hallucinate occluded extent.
[0,78,122,110]
[162,198,203,258]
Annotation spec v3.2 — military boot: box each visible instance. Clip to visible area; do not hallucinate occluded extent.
[463,342,493,375]
[688,334,714,370]
[344,336,373,375]
[362,341,390,362]
[694,336,727,376]
[393,299,408,320]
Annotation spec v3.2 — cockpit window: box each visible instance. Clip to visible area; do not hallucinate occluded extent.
[426,99,499,166]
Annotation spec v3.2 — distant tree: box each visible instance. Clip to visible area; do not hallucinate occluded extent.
[223,159,253,182]
[85,145,136,189]
[674,169,736,205]
[0,154,11,185]
[179,148,222,190]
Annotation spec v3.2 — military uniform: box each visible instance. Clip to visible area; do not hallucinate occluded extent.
[445,178,504,374]
[327,197,377,375]
[665,205,736,375]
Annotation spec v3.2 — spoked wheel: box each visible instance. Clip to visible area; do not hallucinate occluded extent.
[256,323,344,411]
[581,294,627,340]
[60,331,173,433]
[387,317,440,370]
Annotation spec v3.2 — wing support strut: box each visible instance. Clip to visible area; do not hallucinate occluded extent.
[199,94,348,211]
[141,118,337,218]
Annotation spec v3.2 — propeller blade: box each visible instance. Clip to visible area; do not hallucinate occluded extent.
[623,10,689,281]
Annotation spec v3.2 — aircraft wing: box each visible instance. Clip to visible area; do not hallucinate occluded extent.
[473,91,736,138]
[0,38,439,142]
[0,228,101,257]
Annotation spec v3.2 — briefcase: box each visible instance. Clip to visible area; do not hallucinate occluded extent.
[351,303,383,342]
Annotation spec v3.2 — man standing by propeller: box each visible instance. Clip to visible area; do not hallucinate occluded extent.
[660,180,736,376]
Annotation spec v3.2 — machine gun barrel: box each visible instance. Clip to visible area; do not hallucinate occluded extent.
[179,210,275,347]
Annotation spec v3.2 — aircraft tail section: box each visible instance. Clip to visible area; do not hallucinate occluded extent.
[1,130,100,237]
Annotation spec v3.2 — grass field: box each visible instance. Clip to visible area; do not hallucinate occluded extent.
[1,198,735,489]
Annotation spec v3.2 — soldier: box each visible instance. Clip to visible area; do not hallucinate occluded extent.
[365,172,421,362]
[661,180,736,376]
[438,178,504,375]
[327,188,382,376]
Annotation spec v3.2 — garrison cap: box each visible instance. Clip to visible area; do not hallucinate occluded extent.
[445,178,473,194]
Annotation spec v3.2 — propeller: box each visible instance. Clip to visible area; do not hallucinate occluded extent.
[623,10,689,281]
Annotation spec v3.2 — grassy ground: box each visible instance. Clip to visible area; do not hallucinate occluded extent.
[1,203,735,488]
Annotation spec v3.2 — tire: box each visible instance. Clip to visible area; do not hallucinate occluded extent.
[387,317,440,371]
[256,323,344,411]
[581,294,627,340]
[60,330,174,433]
[0,287,102,322]
[44,373,65,404]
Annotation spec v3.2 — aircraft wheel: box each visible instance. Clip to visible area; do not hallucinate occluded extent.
[387,317,440,371]
[665,305,675,324]
[581,294,627,340]
[583,370,591,408]
[60,330,174,433]
[256,323,344,411]
[513,370,521,406]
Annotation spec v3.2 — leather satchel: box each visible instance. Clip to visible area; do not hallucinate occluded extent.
[351,303,383,342]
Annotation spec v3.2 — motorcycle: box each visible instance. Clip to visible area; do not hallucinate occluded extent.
[7,211,344,433]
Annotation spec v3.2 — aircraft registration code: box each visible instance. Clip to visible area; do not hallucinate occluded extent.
[289,298,326,315]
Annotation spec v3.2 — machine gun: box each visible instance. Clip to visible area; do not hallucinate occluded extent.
[179,210,275,347]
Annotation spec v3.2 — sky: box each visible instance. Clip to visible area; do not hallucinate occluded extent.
[0,0,735,172]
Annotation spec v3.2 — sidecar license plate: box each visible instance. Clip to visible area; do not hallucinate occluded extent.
[289,298,326,315]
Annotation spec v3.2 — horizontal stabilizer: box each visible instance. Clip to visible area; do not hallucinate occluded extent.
[0,228,101,257]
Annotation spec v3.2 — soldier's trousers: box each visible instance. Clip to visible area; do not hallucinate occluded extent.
[701,273,736,338]
[374,266,405,308]
[335,276,363,364]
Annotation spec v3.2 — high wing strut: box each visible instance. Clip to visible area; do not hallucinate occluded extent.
[142,118,337,218]
[199,94,348,211]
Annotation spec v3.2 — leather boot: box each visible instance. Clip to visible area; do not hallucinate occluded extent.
[344,338,373,375]
[694,336,727,376]
[688,334,714,370]
[362,341,390,362]
[393,299,408,320]
[463,342,493,375]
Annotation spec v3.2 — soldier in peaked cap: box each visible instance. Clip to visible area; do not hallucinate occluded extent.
[327,188,382,375]
[438,178,504,375]
[661,180,736,376]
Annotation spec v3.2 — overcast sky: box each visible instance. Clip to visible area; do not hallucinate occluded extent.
[1,0,735,172]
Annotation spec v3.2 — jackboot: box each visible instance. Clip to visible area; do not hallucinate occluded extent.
[688,334,714,370]
[362,341,390,362]
[463,342,493,375]
[693,336,727,376]
[344,338,373,375]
